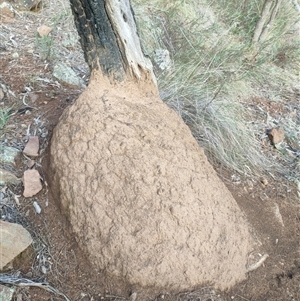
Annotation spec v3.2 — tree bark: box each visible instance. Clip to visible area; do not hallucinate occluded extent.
[69,0,155,84]
[252,0,273,44]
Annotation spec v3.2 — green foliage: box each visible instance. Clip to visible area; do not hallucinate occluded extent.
[50,11,70,26]
[0,107,12,130]
[35,34,54,60]
[35,9,78,61]
[208,0,262,41]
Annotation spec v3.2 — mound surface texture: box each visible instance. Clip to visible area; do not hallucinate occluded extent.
[50,77,255,292]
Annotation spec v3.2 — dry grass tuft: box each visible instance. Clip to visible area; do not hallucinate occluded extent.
[133,0,300,182]
[0,107,12,131]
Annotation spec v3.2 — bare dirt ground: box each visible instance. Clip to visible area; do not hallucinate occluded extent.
[1,2,300,301]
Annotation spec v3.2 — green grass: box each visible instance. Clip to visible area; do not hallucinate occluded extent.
[35,5,76,61]
[0,107,12,130]
[132,0,300,177]
[35,34,54,60]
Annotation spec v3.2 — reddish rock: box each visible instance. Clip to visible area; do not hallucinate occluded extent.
[23,136,39,157]
[0,220,32,270]
[27,160,35,168]
[260,178,268,186]
[290,109,297,118]
[267,127,285,145]
[23,169,42,197]
[37,25,52,37]
[0,3,15,23]
[28,93,39,103]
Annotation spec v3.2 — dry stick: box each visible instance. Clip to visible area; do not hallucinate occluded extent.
[252,0,273,44]
[247,254,269,272]
[0,274,70,301]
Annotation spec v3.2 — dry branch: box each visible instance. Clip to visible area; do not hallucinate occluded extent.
[252,0,273,44]
[247,254,269,272]
[0,274,70,301]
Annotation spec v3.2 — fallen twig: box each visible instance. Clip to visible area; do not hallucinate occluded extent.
[247,254,269,272]
[105,294,126,299]
[0,274,70,301]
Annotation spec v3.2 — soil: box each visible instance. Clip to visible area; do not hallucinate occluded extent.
[1,2,300,301]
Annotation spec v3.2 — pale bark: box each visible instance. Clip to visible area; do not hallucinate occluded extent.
[252,0,273,44]
[105,0,155,82]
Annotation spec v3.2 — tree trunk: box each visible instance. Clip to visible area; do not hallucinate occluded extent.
[252,0,273,44]
[69,0,155,83]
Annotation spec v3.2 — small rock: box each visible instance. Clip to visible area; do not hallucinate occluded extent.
[0,284,15,301]
[27,160,35,168]
[153,49,171,71]
[0,220,33,270]
[290,109,297,118]
[37,25,52,37]
[23,169,42,197]
[0,168,20,185]
[0,2,15,24]
[33,201,41,214]
[23,136,39,157]
[260,178,268,186]
[53,63,86,88]
[0,88,4,101]
[129,292,137,301]
[28,92,39,102]
[267,127,285,145]
[0,146,20,165]
[12,52,19,59]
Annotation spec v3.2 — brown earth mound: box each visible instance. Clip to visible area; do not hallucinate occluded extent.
[50,73,257,293]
